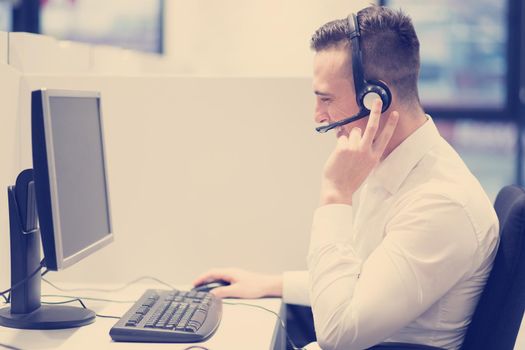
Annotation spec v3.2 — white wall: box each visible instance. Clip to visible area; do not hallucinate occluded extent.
[163,0,371,76]
[6,32,174,76]
[8,33,91,74]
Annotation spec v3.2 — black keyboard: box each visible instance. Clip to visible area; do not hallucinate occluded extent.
[109,289,222,343]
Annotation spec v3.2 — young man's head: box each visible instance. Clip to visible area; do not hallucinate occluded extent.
[311,6,421,136]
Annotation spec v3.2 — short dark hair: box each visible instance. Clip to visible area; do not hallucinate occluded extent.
[310,5,421,104]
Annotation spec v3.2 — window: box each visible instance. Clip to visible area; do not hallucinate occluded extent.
[40,0,163,53]
[0,1,12,31]
[435,119,516,200]
[383,0,514,120]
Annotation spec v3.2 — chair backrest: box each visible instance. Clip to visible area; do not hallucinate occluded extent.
[461,185,525,350]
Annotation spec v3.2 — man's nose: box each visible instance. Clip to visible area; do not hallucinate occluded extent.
[315,112,329,124]
[314,103,329,124]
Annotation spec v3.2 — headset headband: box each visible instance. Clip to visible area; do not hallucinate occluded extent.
[347,14,366,96]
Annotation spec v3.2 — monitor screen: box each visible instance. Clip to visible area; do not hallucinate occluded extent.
[48,96,111,259]
[32,90,113,270]
[382,0,509,114]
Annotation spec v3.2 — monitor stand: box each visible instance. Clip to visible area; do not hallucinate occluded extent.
[0,169,96,329]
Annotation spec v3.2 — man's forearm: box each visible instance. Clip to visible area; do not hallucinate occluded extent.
[262,274,283,297]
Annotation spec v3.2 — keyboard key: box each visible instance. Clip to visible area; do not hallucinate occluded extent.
[129,314,143,323]
[142,299,155,307]
[190,310,207,326]
[136,306,150,315]
[184,325,197,333]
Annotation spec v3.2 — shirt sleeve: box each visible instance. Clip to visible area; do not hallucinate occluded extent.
[283,270,310,306]
[307,196,478,350]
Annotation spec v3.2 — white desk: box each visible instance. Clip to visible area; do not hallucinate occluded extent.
[0,283,285,350]
[4,282,525,350]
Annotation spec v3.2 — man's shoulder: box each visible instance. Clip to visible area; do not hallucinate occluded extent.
[396,176,471,209]
[398,138,490,209]
[394,176,498,238]
[405,180,468,204]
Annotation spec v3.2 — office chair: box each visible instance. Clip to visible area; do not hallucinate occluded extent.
[369,185,525,350]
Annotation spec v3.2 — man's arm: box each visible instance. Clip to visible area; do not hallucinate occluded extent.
[192,268,311,305]
[308,195,478,350]
[192,268,284,299]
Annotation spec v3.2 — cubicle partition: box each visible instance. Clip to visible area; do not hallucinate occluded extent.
[0,61,22,293]
[0,32,330,289]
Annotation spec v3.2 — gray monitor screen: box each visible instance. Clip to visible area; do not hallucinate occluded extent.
[49,96,111,260]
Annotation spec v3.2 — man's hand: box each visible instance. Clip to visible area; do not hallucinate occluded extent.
[192,268,283,299]
[320,99,399,205]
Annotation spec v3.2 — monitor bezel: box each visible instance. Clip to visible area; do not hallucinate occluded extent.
[38,88,114,270]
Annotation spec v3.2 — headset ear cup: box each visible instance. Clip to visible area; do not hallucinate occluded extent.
[366,80,392,112]
[363,91,381,110]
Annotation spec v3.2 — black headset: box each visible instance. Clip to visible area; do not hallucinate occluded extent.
[316,13,392,133]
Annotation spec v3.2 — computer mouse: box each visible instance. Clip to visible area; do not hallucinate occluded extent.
[192,279,231,293]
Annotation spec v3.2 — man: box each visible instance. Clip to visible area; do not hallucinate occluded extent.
[193,5,499,350]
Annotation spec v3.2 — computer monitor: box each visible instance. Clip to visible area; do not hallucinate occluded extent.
[33,89,113,271]
[0,89,113,329]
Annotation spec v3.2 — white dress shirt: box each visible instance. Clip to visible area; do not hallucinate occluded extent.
[282,117,499,350]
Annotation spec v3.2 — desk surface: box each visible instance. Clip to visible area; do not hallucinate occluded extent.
[0,282,283,350]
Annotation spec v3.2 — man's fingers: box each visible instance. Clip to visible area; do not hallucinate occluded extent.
[348,127,362,149]
[210,284,240,299]
[373,111,399,155]
[192,269,233,287]
[337,133,348,148]
[361,98,383,147]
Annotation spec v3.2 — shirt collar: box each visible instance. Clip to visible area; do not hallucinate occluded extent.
[368,116,442,194]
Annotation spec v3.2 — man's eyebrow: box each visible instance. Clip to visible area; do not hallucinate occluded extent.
[314,90,333,97]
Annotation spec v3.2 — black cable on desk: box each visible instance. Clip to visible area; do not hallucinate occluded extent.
[41,293,136,304]
[0,259,46,303]
[0,343,22,350]
[0,342,23,350]
[41,296,121,319]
